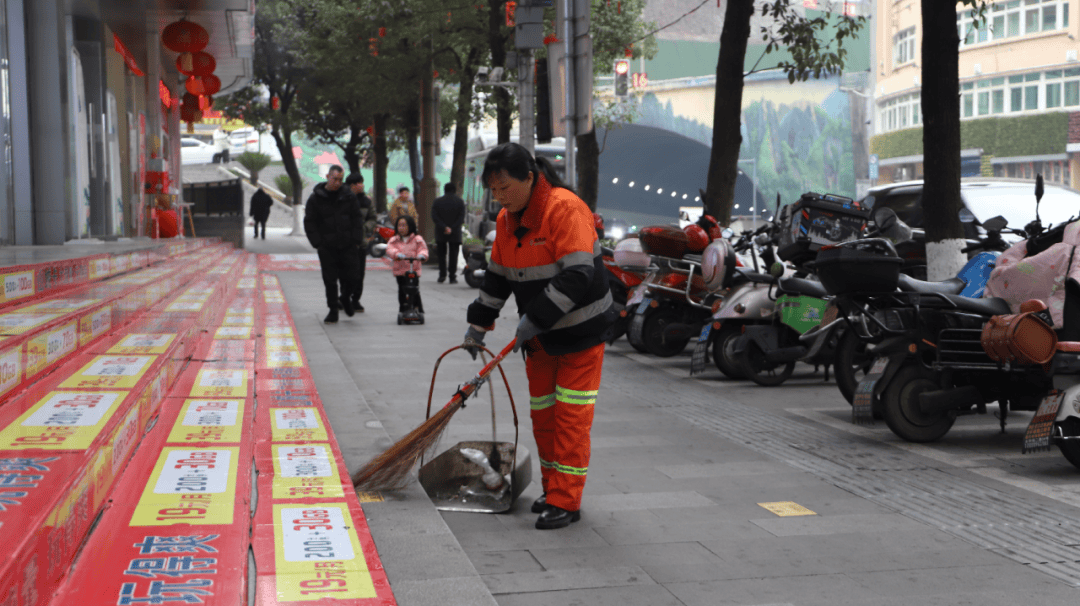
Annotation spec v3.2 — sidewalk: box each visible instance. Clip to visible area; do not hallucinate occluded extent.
[248,229,1080,605]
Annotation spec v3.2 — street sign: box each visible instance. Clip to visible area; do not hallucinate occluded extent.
[868,153,879,181]
[632,72,648,89]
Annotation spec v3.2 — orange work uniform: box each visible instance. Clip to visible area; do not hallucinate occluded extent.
[467,174,615,512]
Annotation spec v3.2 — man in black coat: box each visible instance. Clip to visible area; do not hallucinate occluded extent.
[431,182,466,284]
[346,172,376,312]
[249,188,273,240]
[303,165,363,324]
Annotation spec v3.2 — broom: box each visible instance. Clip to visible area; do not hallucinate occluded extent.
[351,338,517,491]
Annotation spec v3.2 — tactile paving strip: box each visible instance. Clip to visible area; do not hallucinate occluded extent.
[658,397,1080,586]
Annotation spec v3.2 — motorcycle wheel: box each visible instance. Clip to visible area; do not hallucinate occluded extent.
[463,268,483,288]
[738,339,795,387]
[641,307,689,357]
[711,324,745,380]
[1057,419,1080,470]
[881,363,954,443]
[626,309,650,353]
[368,239,386,258]
[835,328,874,405]
[607,276,629,343]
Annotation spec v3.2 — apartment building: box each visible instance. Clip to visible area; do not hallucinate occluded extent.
[871,0,1080,187]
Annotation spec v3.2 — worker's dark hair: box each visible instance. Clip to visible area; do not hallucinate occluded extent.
[481,142,575,194]
[395,214,417,236]
[398,186,410,193]
[444,182,457,195]
[328,164,344,176]
[345,172,364,185]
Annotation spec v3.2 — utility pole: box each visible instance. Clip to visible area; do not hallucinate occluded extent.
[562,0,575,187]
[419,63,438,242]
[518,50,536,156]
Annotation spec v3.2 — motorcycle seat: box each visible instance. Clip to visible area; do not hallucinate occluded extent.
[920,294,1012,316]
[779,276,828,299]
[898,274,966,296]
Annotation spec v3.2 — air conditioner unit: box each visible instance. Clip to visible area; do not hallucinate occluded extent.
[1068,49,1078,62]
[913,76,920,86]
[973,64,982,75]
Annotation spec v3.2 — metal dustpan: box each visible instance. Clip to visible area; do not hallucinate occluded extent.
[418,440,531,513]
[417,345,531,513]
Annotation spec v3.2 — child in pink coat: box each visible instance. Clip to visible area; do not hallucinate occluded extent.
[385,215,429,313]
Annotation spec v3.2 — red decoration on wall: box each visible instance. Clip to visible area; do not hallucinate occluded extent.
[113,34,144,76]
[185,74,221,96]
[271,96,280,110]
[378,26,386,37]
[176,51,215,77]
[162,20,209,54]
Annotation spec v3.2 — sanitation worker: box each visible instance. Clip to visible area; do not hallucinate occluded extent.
[463,142,615,530]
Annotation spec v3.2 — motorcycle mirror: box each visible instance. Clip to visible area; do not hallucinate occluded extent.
[769,261,785,278]
[722,227,734,239]
[958,208,976,223]
[372,243,388,255]
[1034,173,1044,227]
[982,215,1008,232]
[870,207,898,232]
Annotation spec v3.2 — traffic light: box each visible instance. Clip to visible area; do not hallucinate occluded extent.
[614,59,629,97]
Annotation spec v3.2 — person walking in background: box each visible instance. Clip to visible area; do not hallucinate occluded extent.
[389,186,418,225]
[249,187,272,240]
[303,165,364,324]
[462,142,615,530]
[432,182,466,284]
[385,216,428,313]
[346,172,376,312]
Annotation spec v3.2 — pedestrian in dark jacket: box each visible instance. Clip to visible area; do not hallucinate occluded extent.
[303,165,363,324]
[346,172,376,312]
[432,182,466,284]
[250,188,273,240]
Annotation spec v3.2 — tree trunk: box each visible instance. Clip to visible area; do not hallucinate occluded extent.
[703,0,753,227]
[921,0,966,281]
[406,121,421,195]
[342,127,362,175]
[451,54,480,191]
[488,0,511,144]
[576,128,599,210]
[373,113,388,214]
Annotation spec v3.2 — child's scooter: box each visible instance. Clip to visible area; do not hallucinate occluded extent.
[398,256,425,325]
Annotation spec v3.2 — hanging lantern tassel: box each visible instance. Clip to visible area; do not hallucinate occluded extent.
[379,26,386,37]
[369,37,378,57]
[271,96,280,110]
[625,44,633,58]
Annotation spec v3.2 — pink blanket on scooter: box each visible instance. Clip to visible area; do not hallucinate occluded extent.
[985,220,1080,327]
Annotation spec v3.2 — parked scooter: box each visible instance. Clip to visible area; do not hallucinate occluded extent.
[368,215,396,259]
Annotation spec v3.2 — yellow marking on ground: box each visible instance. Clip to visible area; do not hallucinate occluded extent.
[758,501,816,517]
[356,491,385,503]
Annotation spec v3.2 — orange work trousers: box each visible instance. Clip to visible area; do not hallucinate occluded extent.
[526,342,605,512]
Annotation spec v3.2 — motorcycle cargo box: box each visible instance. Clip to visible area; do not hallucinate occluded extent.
[814,239,904,295]
[638,225,689,258]
[613,237,651,269]
[981,301,1058,365]
[777,193,869,264]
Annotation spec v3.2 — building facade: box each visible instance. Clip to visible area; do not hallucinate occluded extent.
[0,0,253,246]
[871,0,1080,187]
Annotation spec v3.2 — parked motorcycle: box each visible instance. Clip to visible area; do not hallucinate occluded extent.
[368,215,396,258]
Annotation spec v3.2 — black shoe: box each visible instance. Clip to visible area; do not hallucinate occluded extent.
[340,296,354,317]
[531,494,547,514]
[352,299,364,313]
[324,309,339,324]
[437,275,446,283]
[535,505,580,530]
[449,276,457,284]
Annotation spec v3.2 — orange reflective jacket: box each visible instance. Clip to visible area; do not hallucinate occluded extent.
[467,174,615,355]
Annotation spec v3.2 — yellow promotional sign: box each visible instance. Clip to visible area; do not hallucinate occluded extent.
[270,408,328,442]
[265,326,294,338]
[59,355,156,389]
[166,298,208,312]
[271,444,345,500]
[266,338,298,351]
[89,257,112,280]
[215,326,252,340]
[130,447,240,526]
[0,313,60,335]
[272,503,375,601]
[190,368,249,398]
[25,320,78,376]
[0,345,22,398]
[222,314,254,327]
[167,399,245,444]
[0,270,35,304]
[0,391,128,450]
[25,297,100,313]
[237,278,257,289]
[266,349,303,368]
[107,333,176,355]
[78,305,112,346]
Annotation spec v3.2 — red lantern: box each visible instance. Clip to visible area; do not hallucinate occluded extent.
[378,26,386,37]
[271,96,280,110]
[176,51,215,77]
[182,92,199,107]
[162,20,208,54]
[185,74,221,96]
[180,103,202,123]
[198,95,213,111]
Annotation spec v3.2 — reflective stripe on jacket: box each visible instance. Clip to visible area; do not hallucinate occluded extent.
[467,174,615,355]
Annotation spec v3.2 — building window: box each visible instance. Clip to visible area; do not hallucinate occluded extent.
[958,0,1069,48]
[893,27,916,67]
[878,92,922,133]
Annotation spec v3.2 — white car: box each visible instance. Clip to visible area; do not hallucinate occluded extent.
[228,127,282,161]
[180,138,219,165]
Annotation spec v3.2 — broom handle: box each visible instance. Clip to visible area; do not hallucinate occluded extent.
[443,338,517,409]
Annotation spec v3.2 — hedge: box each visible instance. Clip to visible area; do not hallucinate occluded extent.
[870,112,1071,160]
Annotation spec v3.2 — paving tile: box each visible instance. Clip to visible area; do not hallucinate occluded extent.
[529,541,728,584]
[845,563,1080,598]
[749,513,929,537]
[494,584,686,606]
[666,573,879,606]
[656,461,798,479]
[592,519,773,546]
[390,577,498,606]
[483,565,656,594]
[584,490,716,512]
[370,532,481,583]
[456,528,611,551]
[467,550,545,575]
